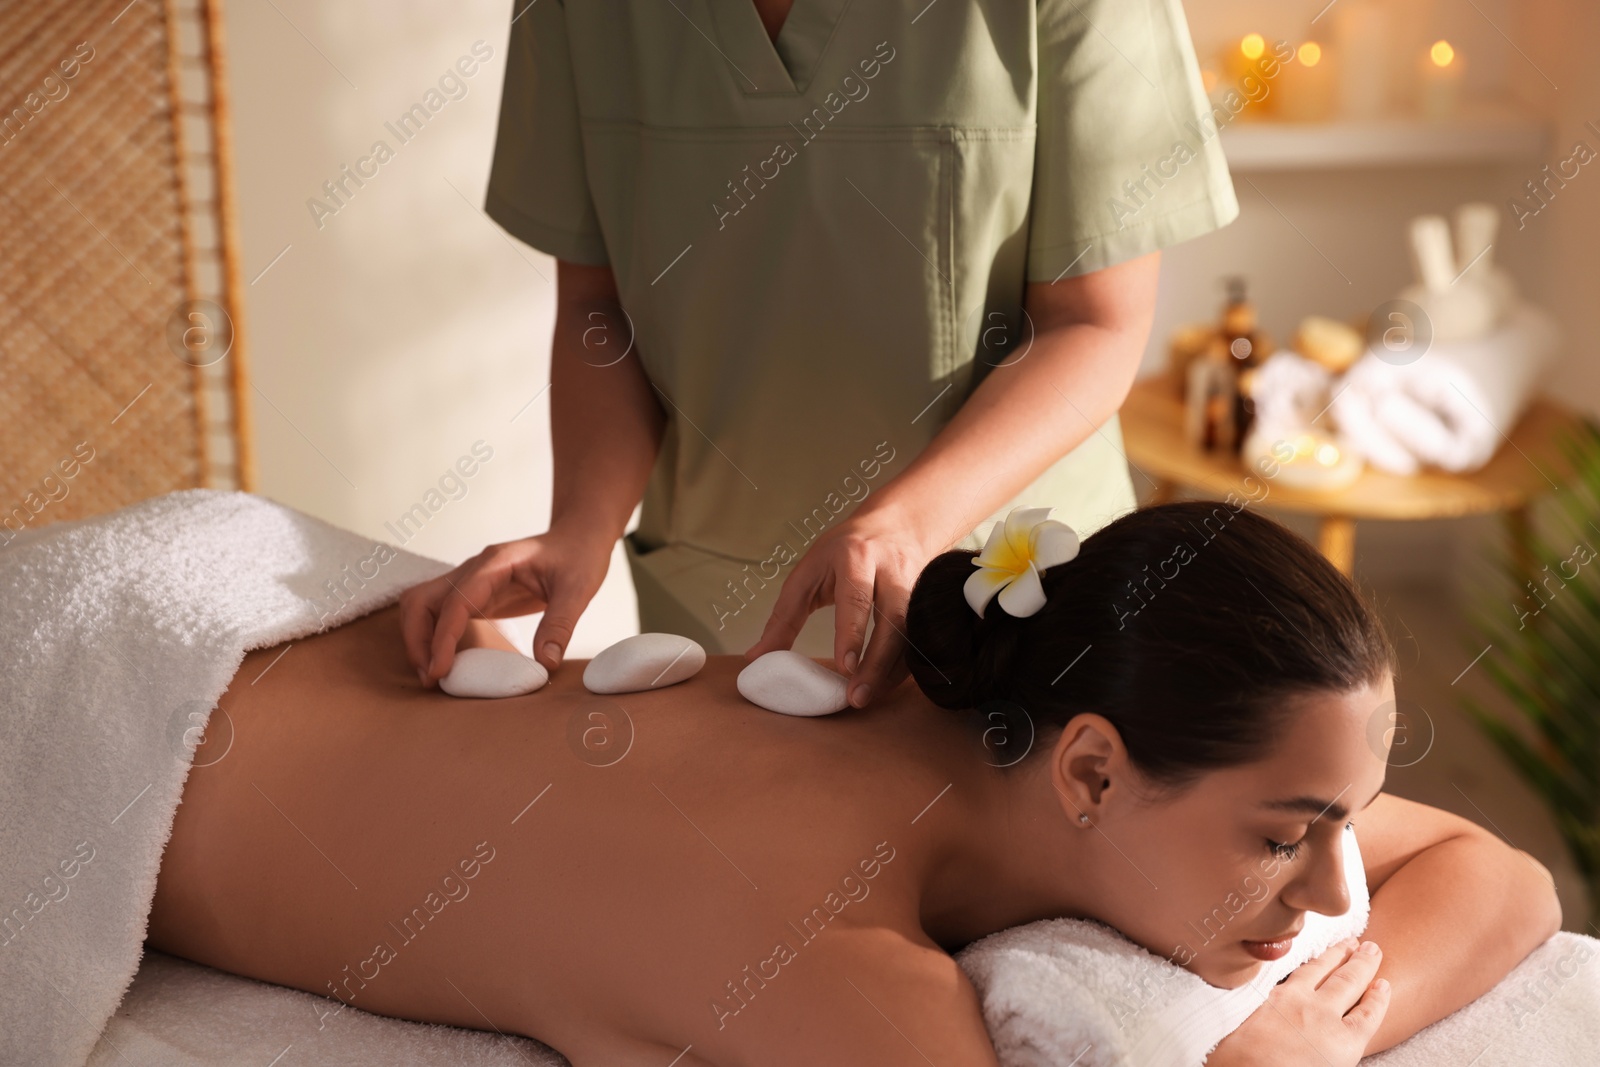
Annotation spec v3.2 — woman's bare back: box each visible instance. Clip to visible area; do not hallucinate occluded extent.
[148,606,1003,1066]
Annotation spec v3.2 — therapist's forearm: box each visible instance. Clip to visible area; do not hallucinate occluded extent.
[1361,833,1562,1054]
[548,260,666,543]
[860,264,1155,552]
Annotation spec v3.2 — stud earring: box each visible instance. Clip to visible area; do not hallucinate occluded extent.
[1078,813,1090,824]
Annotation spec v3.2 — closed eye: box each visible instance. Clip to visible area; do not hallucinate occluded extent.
[1266,820,1354,861]
[1266,838,1301,860]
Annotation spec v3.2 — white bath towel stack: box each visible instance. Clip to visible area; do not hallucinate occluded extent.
[1331,302,1561,476]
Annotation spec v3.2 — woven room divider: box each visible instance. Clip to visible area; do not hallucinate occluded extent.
[0,0,252,541]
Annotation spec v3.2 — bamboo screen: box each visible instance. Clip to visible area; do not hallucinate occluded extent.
[0,0,252,541]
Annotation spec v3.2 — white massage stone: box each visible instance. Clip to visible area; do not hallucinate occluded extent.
[737,650,850,717]
[583,632,706,694]
[439,647,548,699]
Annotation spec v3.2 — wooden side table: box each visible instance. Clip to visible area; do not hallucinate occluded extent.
[1119,374,1588,576]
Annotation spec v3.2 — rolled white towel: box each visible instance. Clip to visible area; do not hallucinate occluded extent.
[1332,302,1560,475]
[957,825,1370,1067]
[1327,380,1422,475]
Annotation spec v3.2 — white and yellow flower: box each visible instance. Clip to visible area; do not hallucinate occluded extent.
[963,506,1081,619]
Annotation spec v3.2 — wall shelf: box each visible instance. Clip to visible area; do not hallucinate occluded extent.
[1219,104,1550,170]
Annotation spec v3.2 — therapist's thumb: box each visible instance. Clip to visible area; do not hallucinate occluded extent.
[532,591,585,671]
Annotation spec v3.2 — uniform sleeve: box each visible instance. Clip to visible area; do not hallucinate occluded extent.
[484,0,609,265]
[1026,0,1240,282]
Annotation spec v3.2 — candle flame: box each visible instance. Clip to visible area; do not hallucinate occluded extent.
[1430,40,1455,67]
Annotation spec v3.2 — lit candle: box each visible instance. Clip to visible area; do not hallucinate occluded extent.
[1221,33,1276,119]
[1418,39,1464,120]
[1277,41,1336,122]
[1246,431,1365,491]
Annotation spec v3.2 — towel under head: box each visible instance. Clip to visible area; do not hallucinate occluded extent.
[956,824,1371,1067]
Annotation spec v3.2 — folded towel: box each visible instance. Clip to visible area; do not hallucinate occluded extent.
[1362,931,1600,1067]
[956,824,1370,1067]
[1331,302,1560,475]
[957,819,1600,1067]
[0,489,450,1067]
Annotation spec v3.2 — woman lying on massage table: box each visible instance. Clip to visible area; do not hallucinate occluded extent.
[146,501,1560,1067]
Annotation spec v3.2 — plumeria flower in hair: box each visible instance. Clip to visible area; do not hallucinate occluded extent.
[963,506,1081,619]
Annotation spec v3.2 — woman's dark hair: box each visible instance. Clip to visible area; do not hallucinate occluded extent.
[904,500,1396,786]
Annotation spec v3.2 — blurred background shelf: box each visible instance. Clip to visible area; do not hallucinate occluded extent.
[1220,105,1550,169]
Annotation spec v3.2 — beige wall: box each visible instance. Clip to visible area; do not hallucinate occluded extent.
[224,0,636,655]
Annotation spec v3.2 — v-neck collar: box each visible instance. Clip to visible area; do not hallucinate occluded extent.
[705,0,853,96]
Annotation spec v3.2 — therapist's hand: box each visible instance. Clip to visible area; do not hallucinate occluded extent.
[743,255,1160,710]
[399,524,612,687]
[744,502,942,709]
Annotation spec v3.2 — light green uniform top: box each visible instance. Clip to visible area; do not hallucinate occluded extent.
[485,0,1238,654]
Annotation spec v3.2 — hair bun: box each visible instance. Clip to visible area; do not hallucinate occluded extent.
[904,550,982,708]
[904,549,1026,710]
[903,501,1398,782]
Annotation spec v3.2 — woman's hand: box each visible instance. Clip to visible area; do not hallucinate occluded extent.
[1207,939,1391,1067]
[399,523,613,687]
[745,501,941,709]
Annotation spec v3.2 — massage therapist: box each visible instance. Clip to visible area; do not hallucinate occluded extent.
[402,0,1240,708]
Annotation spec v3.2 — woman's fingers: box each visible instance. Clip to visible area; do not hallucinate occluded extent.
[1287,937,1359,989]
[1319,941,1385,1014]
[1214,937,1389,1067]
[1343,975,1391,1039]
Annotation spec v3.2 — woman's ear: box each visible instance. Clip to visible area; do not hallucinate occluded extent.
[1047,713,1124,826]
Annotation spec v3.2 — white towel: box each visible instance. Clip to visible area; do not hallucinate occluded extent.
[957,817,1600,1067]
[0,489,451,1067]
[1330,302,1560,475]
[956,824,1370,1067]
[1361,931,1600,1066]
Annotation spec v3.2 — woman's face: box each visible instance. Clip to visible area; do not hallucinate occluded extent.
[1084,675,1393,989]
